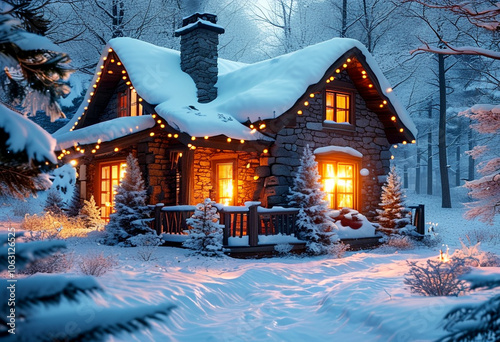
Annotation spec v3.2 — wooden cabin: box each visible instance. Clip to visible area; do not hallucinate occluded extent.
[54,13,417,224]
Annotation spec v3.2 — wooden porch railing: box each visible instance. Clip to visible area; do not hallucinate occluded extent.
[153,203,300,247]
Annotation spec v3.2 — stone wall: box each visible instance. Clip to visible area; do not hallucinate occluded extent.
[193,147,260,205]
[262,69,391,220]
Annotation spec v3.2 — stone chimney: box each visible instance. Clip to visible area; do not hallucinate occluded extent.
[175,13,225,103]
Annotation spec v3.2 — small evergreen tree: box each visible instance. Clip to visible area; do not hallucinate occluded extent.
[288,145,338,255]
[66,184,81,217]
[80,195,104,230]
[183,198,224,256]
[44,189,65,216]
[376,166,410,234]
[104,154,152,245]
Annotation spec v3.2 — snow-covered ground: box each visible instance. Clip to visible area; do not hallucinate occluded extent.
[1,189,499,341]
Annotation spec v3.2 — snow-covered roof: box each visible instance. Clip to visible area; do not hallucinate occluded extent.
[55,115,155,150]
[0,104,56,163]
[55,37,417,143]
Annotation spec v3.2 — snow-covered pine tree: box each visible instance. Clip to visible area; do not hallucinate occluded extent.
[104,154,153,245]
[44,189,65,216]
[288,145,338,255]
[183,198,224,256]
[80,195,104,230]
[67,184,81,217]
[376,166,410,234]
[0,234,173,341]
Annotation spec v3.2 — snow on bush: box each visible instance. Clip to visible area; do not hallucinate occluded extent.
[78,252,117,277]
[404,259,470,297]
[327,241,350,258]
[288,146,338,255]
[184,198,224,256]
[376,166,411,235]
[104,154,153,246]
[452,238,500,267]
[329,208,377,239]
[79,195,105,230]
[19,251,73,275]
[385,235,415,250]
[129,233,163,261]
[274,243,294,256]
[49,164,77,205]
[21,212,88,239]
[44,189,65,216]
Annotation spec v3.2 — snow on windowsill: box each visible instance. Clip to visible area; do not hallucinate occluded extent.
[314,146,363,158]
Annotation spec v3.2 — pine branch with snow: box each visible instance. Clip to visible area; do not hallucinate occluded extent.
[44,189,65,216]
[460,105,500,224]
[184,198,224,256]
[67,183,81,217]
[288,145,338,255]
[104,154,153,245]
[376,166,410,234]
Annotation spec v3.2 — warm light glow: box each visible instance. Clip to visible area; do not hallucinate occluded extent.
[97,139,102,144]
[403,141,407,145]
[122,70,126,74]
[379,104,383,108]
[335,69,340,73]
[343,63,347,68]
[326,80,330,83]
[168,133,172,138]
[126,81,131,85]
[76,147,81,151]
[70,159,78,167]
[100,65,104,69]
[297,110,303,115]
[117,62,122,66]
[304,101,309,106]
[391,155,394,159]
[399,128,404,133]
[103,57,107,61]
[263,149,269,154]
[80,149,85,153]
[253,176,259,180]
[87,99,91,103]
[227,138,232,142]
[152,114,157,118]
[361,70,366,75]
[251,128,257,134]
[393,145,398,148]
[412,140,416,144]
[250,124,254,129]
[391,116,396,121]
[191,136,196,140]
[157,119,162,124]
[91,149,96,153]
[330,76,334,81]
[122,76,127,80]
[347,58,351,62]
[93,84,97,88]
[108,48,113,52]
[114,147,119,152]
[107,70,113,74]
[386,87,393,93]
[174,134,178,138]
[191,145,196,150]
[95,145,100,149]
[204,136,209,140]
[321,162,355,209]
[368,84,373,88]
[160,124,165,128]
[439,245,450,262]
[362,75,367,79]
[217,163,234,206]
[309,93,315,98]
[138,98,143,102]
[383,100,387,104]
[150,132,155,136]
[240,139,245,144]
[259,123,266,129]
[111,59,115,63]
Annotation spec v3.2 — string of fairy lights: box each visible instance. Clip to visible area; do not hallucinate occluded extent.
[57,50,412,162]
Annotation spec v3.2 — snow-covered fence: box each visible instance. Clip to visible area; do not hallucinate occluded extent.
[153,203,300,247]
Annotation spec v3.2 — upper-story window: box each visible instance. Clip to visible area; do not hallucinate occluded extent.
[117,88,143,117]
[325,90,351,124]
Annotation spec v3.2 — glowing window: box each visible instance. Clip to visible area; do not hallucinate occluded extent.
[321,161,356,209]
[117,88,143,117]
[99,161,127,220]
[325,90,350,123]
[215,162,234,206]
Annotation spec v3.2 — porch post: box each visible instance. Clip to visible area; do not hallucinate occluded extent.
[248,204,259,247]
[154,203,164,235]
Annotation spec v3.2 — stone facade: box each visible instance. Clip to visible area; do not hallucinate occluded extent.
[175,13,224,103]
[193,147,260,206]
[261,69,391,220]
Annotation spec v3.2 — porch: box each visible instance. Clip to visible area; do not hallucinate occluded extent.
[150,203,386,257]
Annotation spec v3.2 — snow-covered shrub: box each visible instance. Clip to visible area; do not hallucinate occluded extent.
[288,145,338,255]
[80,195,105,230]
[330,208,377,239]
[404,259,469,297]
[66,183,81,217]
[22,212,87,239]
[327,241,350,258]
[385,235,415,250]
[464,227,500,245]
[49,163,77,205]
[452,239,500,267]
[104,154,153,246]
[439,271,500,342]
[376,166,411,235]
[129,233,163,261]
[184,198,224,256]
[19,251,73,275]
[44,189,65,215]
[274,243,294,256]
[78,252,117,277]
[4,197,40,217]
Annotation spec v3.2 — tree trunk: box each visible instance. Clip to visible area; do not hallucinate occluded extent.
[415,147,421,194]
[427,103,433,195]
[468,123,475,181]
[112,0,125,38]
[403,164,408,188]
[341,0,347,37]
[438,54,451,208]
[362,0,372,52]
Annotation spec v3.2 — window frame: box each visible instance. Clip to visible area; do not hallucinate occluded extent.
[97,159,127,220]
[211,159,237,206]
[316,154,360,210]
[117,87,143,118]
[323,86,356,130]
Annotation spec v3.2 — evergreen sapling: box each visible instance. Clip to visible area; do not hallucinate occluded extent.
[80,195,104,230]
[288,145,338,255]
[376,166,410,234]
[104,154,153,245]
[184,198,224,256]
[44,190,65,216]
